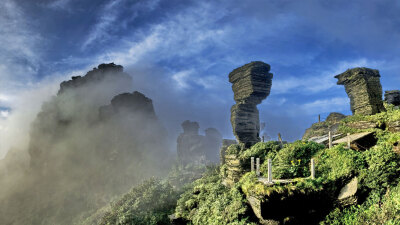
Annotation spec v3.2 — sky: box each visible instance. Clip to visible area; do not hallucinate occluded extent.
[0,0,400,157]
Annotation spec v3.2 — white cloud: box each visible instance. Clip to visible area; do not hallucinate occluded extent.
[273,58,385,94]
[172,70,192,89]
[300,97,349,115]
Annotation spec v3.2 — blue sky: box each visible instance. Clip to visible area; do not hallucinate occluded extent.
[1,0,400,155]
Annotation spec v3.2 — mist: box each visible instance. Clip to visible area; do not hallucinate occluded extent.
[0,63,174,225]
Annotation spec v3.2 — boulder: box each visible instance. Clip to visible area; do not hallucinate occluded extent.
[229,61,273,147]
[385,90,400,106]
[388,120,400,133]
[335,67,385,115]
[337,177,358,206]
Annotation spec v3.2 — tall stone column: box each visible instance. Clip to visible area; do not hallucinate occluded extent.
[229,61,273,148]
[335,67,385,115]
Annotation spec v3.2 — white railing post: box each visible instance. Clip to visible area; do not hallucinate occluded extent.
[347,133,351,149]
[267,158,272,183]
[328,131,332,149]
[251,157,255,172]
[311,158,315,179]
[256,158,260,176]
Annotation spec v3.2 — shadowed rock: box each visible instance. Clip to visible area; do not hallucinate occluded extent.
[335,67,385,115]
[229,61,273,147]
[385,90,400,106]
[177,120,222,165]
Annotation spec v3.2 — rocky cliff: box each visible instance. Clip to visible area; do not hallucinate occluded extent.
[229,61,273,148]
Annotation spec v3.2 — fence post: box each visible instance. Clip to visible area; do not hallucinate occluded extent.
[310,158,315,179]
[256,158,260,176]
[251,157,255,172]
[267,158,272,183]
[328,131,332,149]
[347,133,351,149]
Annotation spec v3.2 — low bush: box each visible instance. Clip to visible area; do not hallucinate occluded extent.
[99,178,178,225]
[269,141,324,179]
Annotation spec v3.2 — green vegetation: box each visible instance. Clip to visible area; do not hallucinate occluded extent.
[83,105,400,225]
[99,178,178,225]
[175,167,256,225]
[263,141,325,179]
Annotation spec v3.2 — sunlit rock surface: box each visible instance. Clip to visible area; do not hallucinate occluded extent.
[229,61,273,148]
[335,67,385,115]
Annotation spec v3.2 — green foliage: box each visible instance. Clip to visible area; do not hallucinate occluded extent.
[226,144,242,155]
[359,135,400,194]
[239,141,282,171]
[339,103,400,134]
[270,141,325,179]
[323,182,400,225]
[175,167,255,225]
[238,171,324,199]
[99,178,178,225]
[239,141,282,160]
[167,163,207,190]
[314,144,365,182]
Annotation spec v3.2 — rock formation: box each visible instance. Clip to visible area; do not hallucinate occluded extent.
[177,120,222,165]
[335,67,385,115]
[9,63,170,225]
[303,112,346,141]
[229,61,273,148]
[385,90,400,106]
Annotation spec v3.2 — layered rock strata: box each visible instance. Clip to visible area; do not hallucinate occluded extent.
[335,67,385,115]
[229,61,273,148]
[385,90,400,106]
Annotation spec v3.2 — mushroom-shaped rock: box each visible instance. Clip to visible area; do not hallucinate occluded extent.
[229,61,273,148]
[335,67,385,115]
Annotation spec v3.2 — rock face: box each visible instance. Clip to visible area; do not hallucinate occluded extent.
[385,90,400,106]
[177,120,222,165]
[335,67,385,115]
[303,112,346,140]
[229,61,273,148]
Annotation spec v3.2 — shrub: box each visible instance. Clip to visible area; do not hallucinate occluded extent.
[175,166,255,225]
[270,141,324,179]
[314,144,365,182]
[99,178,178,225]
[359,138,400,195]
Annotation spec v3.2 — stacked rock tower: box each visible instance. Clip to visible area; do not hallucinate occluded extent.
[335,67,385,115]
[229,61,273,148]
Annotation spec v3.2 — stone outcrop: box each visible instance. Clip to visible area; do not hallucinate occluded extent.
[337,177,358,206]
[177,120,222,165]
[303,112,346,140]
[99,91,156,119]
[335,67,385,115]
[388,121,400,133]
[229,61,273,148]
[385,90,400,106]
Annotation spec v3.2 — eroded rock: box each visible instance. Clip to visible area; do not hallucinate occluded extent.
[335,67,385,115]
[229,61,273,147]
[177,120,222,165]
[384,90,400,106]
[303,112,346,141]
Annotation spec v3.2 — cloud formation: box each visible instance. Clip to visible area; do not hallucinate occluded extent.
[1,0,400,157]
